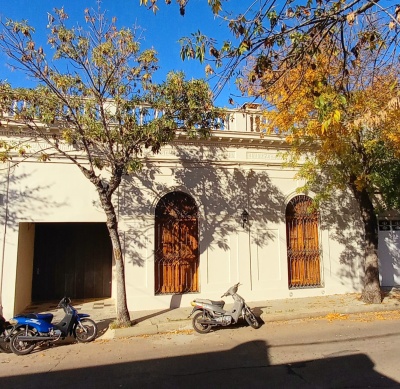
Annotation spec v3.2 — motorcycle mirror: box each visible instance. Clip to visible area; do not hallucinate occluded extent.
[57,297,67,307]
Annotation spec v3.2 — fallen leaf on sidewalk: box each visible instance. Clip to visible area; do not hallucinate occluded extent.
[325,313,349,321]
[96,340,110,344]
[353,311,400,322]
[165,329,194,335]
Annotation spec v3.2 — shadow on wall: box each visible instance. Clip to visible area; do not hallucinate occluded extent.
[379,229,400,287]
[0,146,365,282]
[0,340,397,388]
[132,294,183,323]
[120,143,365,294]
[121,144,287,267]
[310,175,364,290]
[0,168,68,232]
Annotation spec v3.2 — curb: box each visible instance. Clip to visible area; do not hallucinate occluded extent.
[260,304,399,323]
[100,302,400,339]
[108,320,192,338]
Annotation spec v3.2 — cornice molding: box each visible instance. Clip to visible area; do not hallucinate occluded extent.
[173,130,288,149]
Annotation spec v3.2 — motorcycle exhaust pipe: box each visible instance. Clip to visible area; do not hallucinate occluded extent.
[199,319,218,325]
[15,336,58,342]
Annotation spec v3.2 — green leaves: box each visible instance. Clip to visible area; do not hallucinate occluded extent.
[0,6,222,181]
[139,0,159,14]
[151,71,223,134]
[179,31,212,64]
[5,18,34,38]
[267,10,278,29]
[140,0,223,16]
[145,1,400,108]
[208,0,222,15]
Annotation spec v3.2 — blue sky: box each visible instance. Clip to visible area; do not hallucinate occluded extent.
[0,0,244,107]
[0,1,396,108]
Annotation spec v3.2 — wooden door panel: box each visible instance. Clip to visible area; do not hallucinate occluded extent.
[155,192,199,295]
[286,196,321,288]
[32,223,112,301]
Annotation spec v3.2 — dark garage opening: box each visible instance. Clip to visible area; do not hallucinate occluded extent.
[32,223,112,302]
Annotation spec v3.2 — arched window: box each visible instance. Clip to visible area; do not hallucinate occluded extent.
[154,191,199,294]
[286,195,321,288]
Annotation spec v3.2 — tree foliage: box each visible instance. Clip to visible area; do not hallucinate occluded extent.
[259,44,400,205]
[143,0,400,302]
[257,37,400,302]
[0,6,222,324]
[142,1,400,103]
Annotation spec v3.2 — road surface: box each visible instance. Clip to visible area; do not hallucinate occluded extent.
[1,311,399,388]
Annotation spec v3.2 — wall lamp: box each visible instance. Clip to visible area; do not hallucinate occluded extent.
[241,209,249,228]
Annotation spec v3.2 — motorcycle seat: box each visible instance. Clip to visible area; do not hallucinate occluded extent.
[15,313,37,319]
[16,313,54,321]
[194,299,225,307]
[211,300,225,307]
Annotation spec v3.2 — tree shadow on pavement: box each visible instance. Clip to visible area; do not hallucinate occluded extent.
[0,340,397,388]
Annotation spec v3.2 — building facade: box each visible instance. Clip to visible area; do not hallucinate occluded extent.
[0,106,398,319]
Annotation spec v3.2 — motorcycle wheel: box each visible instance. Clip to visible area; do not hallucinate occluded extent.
[192,311,212,334]
[0,325,13,353]
[74,318,98,342]
[10,328,36,355]
[0,336,12,353]
[244,307,260,329]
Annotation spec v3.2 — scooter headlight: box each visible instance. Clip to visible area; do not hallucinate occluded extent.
[9,319,18,325]
[190,301,196,307]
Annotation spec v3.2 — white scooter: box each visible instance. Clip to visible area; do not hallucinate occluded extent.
[189,283,260,334]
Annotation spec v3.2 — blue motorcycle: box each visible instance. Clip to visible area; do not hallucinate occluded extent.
[8,297,97,355]
[0,314,14,353]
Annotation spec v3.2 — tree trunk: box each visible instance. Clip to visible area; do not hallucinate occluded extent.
[350,184,382,304]
[107,219,131,325]
[79,166,131,325]
[97,188,131,325]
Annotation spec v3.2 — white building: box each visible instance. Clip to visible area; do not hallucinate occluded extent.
[0,105,398,319]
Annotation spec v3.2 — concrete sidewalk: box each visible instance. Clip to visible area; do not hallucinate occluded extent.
[102,288,400,339]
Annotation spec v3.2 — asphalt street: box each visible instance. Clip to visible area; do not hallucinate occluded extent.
[1,311,400,388]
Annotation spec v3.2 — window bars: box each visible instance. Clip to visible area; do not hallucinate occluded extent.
[154,192,199,294]
[286,195,322,288]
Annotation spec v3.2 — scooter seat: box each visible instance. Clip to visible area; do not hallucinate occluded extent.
[210,300,225,307]
[194,299,225,308]
[35,313,54,322]
[15,313,37,319]
[16,313,54,322]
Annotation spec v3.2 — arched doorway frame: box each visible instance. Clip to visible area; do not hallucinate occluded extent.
[285,194,323,289]
[154,190,201,295]
[150,187,204,225]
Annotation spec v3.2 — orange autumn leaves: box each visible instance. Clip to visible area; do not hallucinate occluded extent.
[243,47,400,196]
[260,53,399,148]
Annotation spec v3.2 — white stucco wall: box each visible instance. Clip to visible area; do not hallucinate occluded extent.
[379,227,400,286]
[114,143,365,311]
[0,135,367,318]
[0,160,108,317]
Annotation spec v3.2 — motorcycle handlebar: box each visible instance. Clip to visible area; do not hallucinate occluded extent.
[57,296,71,308]
[221,282,241,298]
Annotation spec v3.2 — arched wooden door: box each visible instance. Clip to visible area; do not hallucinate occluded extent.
[155,192,199,294]
[286,195,322,288]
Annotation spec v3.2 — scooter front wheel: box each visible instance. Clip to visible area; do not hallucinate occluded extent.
[74,318,98,343]
[192,311,212,334]
[0,325,14,354]
[244,307,260,329]
[10,328,36,355]
[0,337,12,353]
